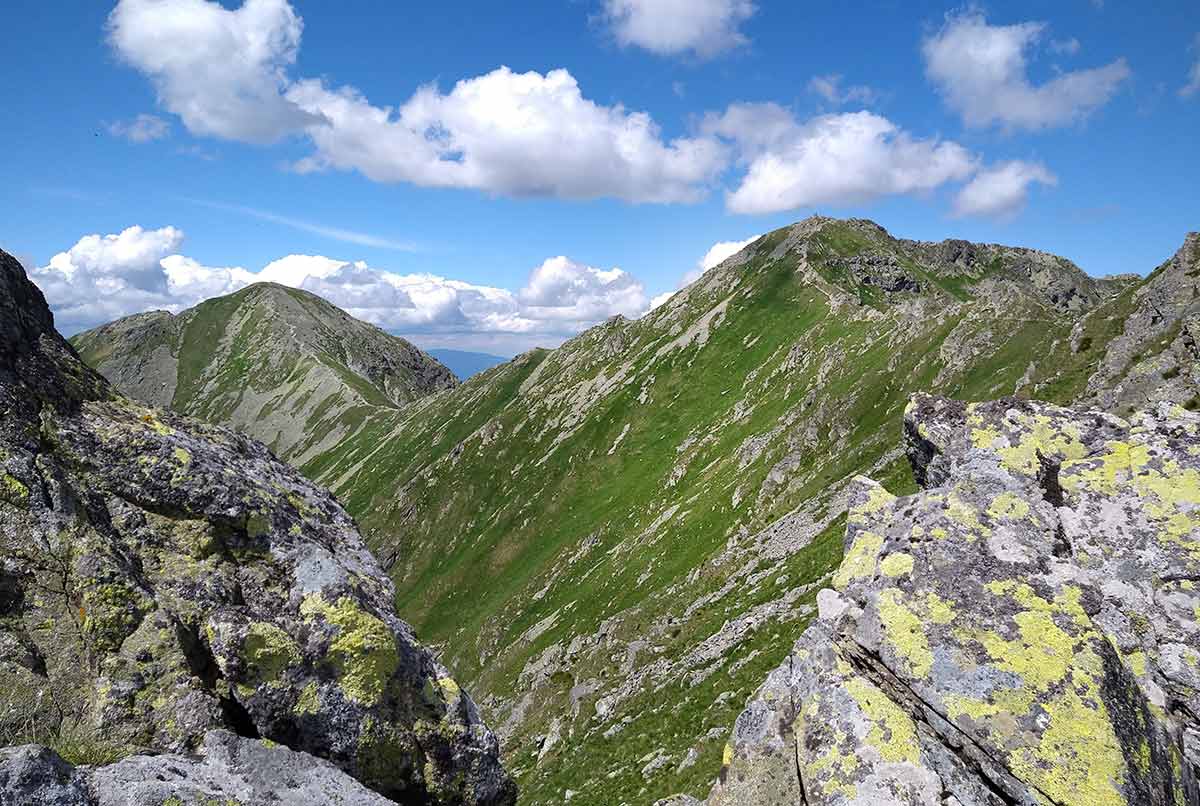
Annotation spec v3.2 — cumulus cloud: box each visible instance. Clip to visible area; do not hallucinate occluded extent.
[286,68,726,202]
[30,226,650,352]
[705,105,976,215]
[107,0,725,203]
[107,0,323,143]
[808,74,878,106]
[107,113,171,142]
[699,237,758,272]
[951,160,1057,220]
[650,234,760,310]
[923,11,1130,130]
[1182,34,1200,98]
[601,0,755,58]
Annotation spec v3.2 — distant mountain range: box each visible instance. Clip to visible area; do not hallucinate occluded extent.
[427,348,509,380]
[68,217,1200,804]
[70,282,456,466]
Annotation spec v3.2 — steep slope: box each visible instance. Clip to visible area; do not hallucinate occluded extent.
[0,250,514,804]
[299,217,1194,804]
[70,282,456,465]
[692,395,1200,805]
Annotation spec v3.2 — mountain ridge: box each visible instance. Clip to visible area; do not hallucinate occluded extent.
[71,280,457,466]
[69,216,1199,803]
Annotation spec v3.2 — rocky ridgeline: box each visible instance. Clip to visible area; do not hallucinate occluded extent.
[0,248,515,804]
[668,394,1200,805]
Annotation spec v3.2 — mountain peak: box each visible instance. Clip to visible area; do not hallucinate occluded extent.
[70,279,456,465]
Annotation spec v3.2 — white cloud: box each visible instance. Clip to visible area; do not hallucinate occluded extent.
[286,68,727,203]
[1049,38,1081,56]
[699,237,758,272]
[601,0,755,58]
[31,227,650,352]
[951,160,1057,220]
[649,291,676,310]
[1182,34,1200,98]
[650,234,760,310]
[705,105,976,215]
[808,74,878,106]
[108,0,726,203]
[107,113,171,142]
[107,0,323,143]
[922,11,1130,130]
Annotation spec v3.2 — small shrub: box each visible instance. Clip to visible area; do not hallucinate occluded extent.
[1163,366,1182,380]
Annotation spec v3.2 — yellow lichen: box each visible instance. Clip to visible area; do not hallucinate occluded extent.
[995,415,1086,475]
[946,491,990,540]
[880,553,914,577]
[436,677,461,701]
[849,483,896,525]
[172,447,192,465]
[876,589,955,678]
[300,594,399,706]
[987,492,1031,521]
[295,681,321,715]
[971,426,1002,450]
[242,622,301,686]
[843,677,919,765]
[833,531,883,591]
[1062,441,1153,496]
[0,473,29,506]
[1006,676,1127,806]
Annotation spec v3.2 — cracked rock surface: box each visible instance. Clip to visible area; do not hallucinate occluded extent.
[0,248,515,804]
[702,394,1200,805]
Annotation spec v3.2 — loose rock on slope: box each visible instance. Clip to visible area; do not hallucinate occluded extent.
[0,248,515,804]
[704,393,1200,805]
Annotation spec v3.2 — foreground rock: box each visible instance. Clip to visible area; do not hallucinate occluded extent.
[0,731,396,805]
[0,248,515,804]
[703,394,1200,805]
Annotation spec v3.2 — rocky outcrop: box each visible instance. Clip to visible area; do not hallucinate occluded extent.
[704,394,1200,805]
[1081,232,1200,414]
[0,249,515,804]
[0,731,396,805]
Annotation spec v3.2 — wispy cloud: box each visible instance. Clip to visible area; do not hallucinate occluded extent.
[107,113,171,142]
[180,198,420,252]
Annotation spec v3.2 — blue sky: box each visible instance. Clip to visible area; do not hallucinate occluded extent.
[2,0,1197,354]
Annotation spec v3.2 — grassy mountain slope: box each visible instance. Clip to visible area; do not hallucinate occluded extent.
[301,217,1191,804]
[71,282,456,466]
[72,218,1197,804]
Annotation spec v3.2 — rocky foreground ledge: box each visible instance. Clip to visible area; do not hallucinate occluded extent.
[0,246,516,805]
[668,394,1200,805]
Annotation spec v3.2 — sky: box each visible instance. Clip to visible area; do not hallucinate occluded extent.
[1,0,1197,355]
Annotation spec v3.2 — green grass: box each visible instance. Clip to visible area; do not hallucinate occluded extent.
[72,216,1147,804]
[285,219,1128,804]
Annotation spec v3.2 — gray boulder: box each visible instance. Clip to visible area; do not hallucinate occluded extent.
[705,394,1200,805]
[1,731,397,805]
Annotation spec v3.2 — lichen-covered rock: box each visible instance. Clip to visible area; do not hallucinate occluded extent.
[0,730,398,805]
[0,249,515,804]
[707,394,1200,805]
